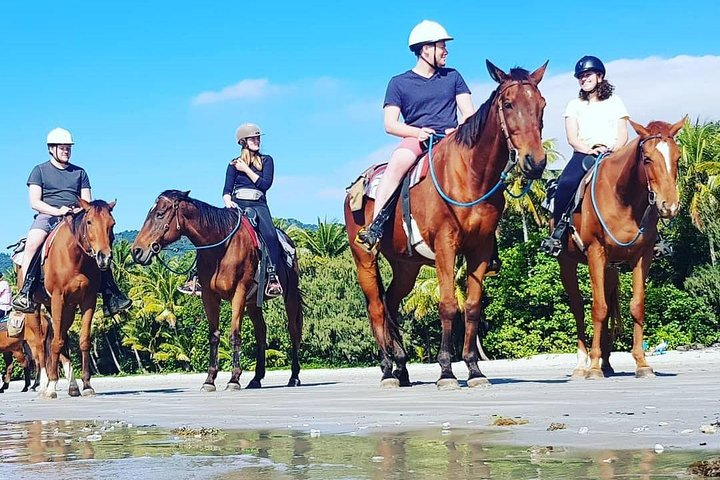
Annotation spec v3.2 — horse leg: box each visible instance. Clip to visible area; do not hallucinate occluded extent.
[351,248,395,387]
[200,293,222,392]
[630,254,654,378]
[601,268,620,376]
[42,295,67,399]
[226,286,248,390]
[23,312,45,393]
[435,247,460,390]
[463,253,491,388]
[245,304,265,389]
[14,347,31,393]
[384,262,422,387]
[559,255,590,379]
[283,268,303,387]
[1,352,11,392]
[76,297,96,396]
[586,247,609,380]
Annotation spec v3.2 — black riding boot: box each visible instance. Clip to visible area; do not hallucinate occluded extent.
[100,270,132,316]
[486,238,502,276]
[540,216,570,257]
[355,200,397,254]
[11,251,42,313]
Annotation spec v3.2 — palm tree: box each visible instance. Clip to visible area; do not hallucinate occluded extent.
[297,218,348,258]
[503,138,564,242]
[677,120,720,264]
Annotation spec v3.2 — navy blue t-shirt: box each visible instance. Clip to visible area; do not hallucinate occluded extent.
[383,68,471,132]
[27,161,91,208]
[222,154,275,198]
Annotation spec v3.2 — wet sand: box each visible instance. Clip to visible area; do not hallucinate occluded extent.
[1,349,719,451]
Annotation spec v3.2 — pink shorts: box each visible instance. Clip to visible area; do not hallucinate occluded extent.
[395,137,424,157]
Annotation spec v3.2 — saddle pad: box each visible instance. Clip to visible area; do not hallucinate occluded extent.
[363,155,430,200]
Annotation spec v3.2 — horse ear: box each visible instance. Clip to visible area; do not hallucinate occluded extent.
[486,60,509,84]
[669,116,688,138]
[107,199,117,211]
[529,60,549,84]
[628,119,649,137]
[181,190,191,198]
[78,198,91,210]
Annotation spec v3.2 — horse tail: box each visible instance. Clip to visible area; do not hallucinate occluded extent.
[605,267,622,342]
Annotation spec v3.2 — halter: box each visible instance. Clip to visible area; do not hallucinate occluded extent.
[66,212,99,260]
[149,195,243,275]
[589,134,664,247]
[428,80,538,207]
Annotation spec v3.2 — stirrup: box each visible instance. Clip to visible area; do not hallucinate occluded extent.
[540,236,563,257]
[264,273,283,297]
[653,238,674,259]
[354,226,380,254]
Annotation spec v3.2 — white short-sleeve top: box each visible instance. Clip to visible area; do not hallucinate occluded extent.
[563,95,629,148]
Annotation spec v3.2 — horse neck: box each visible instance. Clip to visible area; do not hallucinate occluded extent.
[614,138,646,207]
[464,107,508,197]
[179,200,238,248]
[56,216,88,259]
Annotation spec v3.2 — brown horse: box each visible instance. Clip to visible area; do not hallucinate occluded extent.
[344,61,548,389]
[130,190,303,391]
[0,317,32,392]
[558,118,685,379]
[23,199,118,399]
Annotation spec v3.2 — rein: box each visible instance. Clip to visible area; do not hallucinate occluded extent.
[589,135,662,247]
[427,80,536,207]
[151,196,243,275]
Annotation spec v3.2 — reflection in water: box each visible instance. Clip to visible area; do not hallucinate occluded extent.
[0,420,716,479]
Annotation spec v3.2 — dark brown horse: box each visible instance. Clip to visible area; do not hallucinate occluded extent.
[344,61,548,389]
[22,199,118,399]
[558,118,685,379]
[0,316,32,392]
[131,190,303,391]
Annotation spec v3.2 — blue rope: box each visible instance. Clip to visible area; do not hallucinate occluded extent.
[590,153,644,247]
[427,134,508,207]
[504,180,534,199]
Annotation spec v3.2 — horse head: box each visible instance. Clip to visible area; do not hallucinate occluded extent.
[486,60,548,179]
[629,117,686,219]
[131,190,190,265]
[77,198,117,271]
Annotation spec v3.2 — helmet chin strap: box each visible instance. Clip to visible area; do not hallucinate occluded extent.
[49,146,70,164]
[420,44,439,71]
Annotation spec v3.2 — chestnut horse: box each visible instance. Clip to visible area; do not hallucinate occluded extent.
[0,319,32,392]
[131,190,303,391]
[558,118,685,379]
[344,61,548,389]
[23,199,118,399]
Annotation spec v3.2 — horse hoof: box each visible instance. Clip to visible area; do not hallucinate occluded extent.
[200,383,216,392]
[467,376,491,388]
[436,378,460,391]
[287,378,301,387]
[68,387,81,397]
[602,367,615,377]
[380,378,400,389]
[225,382,242,391]
[81,388,96,397]
[571,368,588,380]
[40,390,57,400]
[586,369,605,380]
[21,387,29,393]
[636,367,655,378]
[246,379,262,389]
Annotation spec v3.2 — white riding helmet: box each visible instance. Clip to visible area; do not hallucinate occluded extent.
[408,20,453,51]
[46,127,74,145]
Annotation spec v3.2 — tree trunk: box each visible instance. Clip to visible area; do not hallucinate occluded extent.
[521,209,529,243]
[710,237,716,266]
[104,333,123,374]
[133,347,148,374]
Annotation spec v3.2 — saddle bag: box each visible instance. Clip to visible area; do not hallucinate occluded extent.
[6,311,24,337]
[346,174,367,212]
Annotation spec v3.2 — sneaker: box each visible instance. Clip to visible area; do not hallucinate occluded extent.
[178,276,202,296]
[354,227,379,254]
[102,294,133,317]
[11,292,37,314]
[264,274,283,297]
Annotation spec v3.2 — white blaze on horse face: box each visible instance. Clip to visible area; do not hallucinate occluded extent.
[657,141,672,174]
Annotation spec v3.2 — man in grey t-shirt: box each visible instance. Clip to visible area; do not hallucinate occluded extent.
[12,128,132,316]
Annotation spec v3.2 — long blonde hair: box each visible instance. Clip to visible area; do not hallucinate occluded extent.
[236,146,263,171]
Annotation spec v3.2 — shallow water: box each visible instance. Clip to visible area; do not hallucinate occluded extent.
[0,420,717,479]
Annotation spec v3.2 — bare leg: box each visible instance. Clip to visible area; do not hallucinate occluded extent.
[372,149,417,219]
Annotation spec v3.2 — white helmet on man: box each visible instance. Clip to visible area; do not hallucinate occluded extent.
[408,20,453,51]
[46,127,74,145]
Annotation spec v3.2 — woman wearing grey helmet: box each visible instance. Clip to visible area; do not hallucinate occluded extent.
[541,55,629,255]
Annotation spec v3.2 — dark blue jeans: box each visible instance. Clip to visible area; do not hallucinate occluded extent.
[553,152,597,224]
[235,200,281,271]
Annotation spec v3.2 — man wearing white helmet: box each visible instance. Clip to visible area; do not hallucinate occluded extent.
[355,20,475,252]
[11,128,132,315]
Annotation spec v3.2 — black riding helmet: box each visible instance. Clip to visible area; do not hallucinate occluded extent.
[574,55,606,78]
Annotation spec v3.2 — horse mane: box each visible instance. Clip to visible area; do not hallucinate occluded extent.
[159,189,239,233]
[69,200,113,240]
[455,67,532,148]
[644,121,673,136]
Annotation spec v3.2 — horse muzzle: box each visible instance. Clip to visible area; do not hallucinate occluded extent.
[95,252,112,271]
[131,247,154,266]
[520,153,547,180]
[657,200,679,219]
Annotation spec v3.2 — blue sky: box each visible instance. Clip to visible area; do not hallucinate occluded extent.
[1,1,718,249]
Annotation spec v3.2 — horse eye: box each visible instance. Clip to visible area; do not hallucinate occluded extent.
[86,220,92,225]
[503,102,512,109]
[155,210,166,219]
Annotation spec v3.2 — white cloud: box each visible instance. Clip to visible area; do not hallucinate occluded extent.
[191,78,286,105]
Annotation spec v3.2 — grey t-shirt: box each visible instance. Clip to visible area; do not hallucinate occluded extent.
[27,161,91,208]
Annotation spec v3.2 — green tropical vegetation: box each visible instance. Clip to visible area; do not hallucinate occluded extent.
[3,124,719,377]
